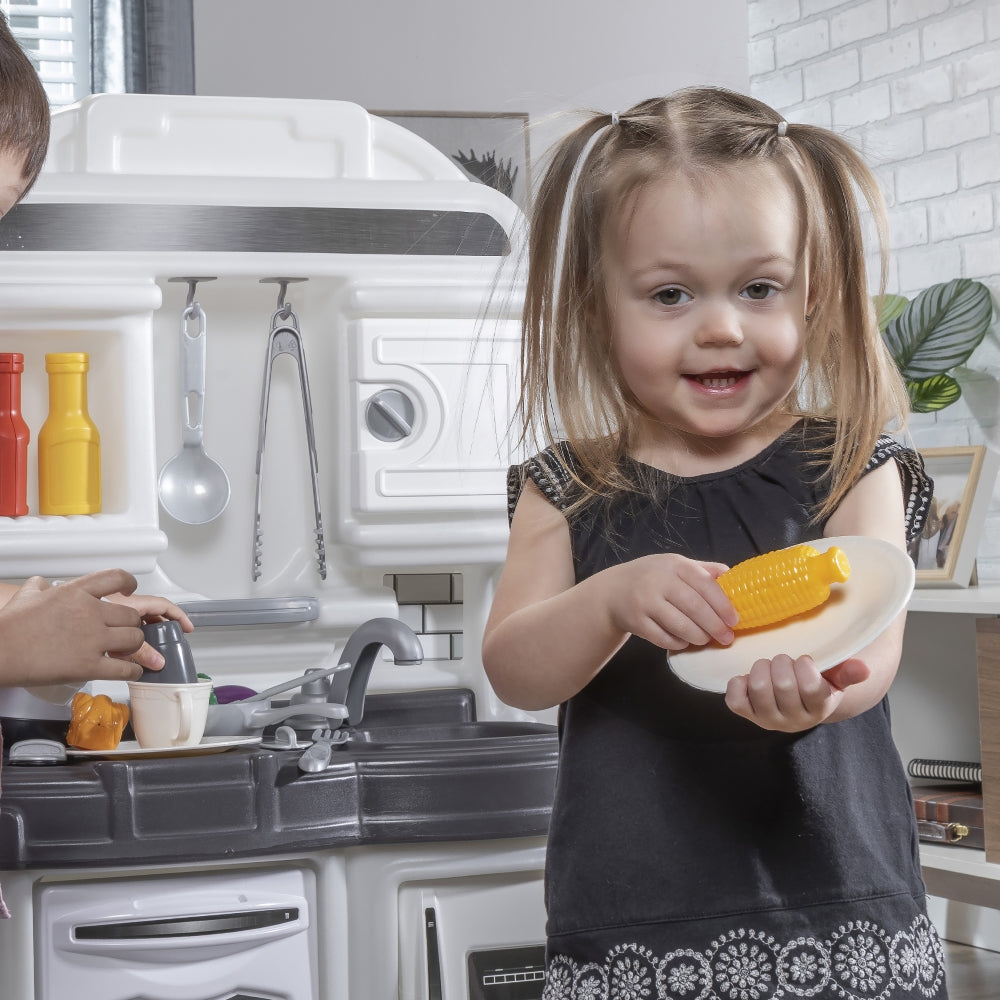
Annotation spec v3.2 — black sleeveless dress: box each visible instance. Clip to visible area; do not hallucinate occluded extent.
[508,419,946,1000]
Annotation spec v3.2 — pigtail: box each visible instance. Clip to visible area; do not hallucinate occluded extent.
[519,113,634,503]
[780,125,909,520]
[519,118,596,451]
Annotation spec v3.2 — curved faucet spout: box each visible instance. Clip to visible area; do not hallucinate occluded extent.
[328,617,424,725]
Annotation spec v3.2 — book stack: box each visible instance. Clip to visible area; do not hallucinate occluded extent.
[907,759,983,850]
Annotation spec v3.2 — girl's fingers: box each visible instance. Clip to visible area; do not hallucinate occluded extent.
[656,587,735,646]
[745,657,783,718]
[633,613,696,652]
[766,655,809,715]
[649,608,713,648]
[822,657,870,691]
[793,657,832,714]
[729,655,844,730]
[724,674,751,716]
[701,563,741,629]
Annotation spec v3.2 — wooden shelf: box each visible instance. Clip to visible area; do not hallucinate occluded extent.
[920,844,1000,910]
[921,844,1000,882]
[903,601,1000,919]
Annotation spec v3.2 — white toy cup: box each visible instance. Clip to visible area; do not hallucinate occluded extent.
[126,679,212,748]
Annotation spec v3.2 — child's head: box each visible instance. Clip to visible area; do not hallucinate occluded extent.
[520,86,908,512]
[0,12,50,211]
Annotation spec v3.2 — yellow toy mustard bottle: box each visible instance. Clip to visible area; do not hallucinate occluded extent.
[38,352,101,515]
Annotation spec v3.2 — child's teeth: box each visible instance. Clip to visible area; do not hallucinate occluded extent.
[701,375,737,387]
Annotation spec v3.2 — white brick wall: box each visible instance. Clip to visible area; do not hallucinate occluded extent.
[749,0,1000,582]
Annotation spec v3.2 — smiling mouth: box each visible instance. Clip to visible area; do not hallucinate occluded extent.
[688,371,749,388]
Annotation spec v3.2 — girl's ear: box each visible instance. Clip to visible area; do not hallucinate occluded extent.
[803,268,818,323]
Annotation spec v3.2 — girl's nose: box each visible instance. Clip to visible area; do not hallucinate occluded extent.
[695,303,744,347]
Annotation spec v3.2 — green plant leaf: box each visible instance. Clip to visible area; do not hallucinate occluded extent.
[876,293,908,331]
[907,374,962,413]
[882,278,994,380]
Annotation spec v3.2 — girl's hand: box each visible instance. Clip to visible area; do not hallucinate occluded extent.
[724,654,871,732]
[103,593,194,672]
[606,553,738,651]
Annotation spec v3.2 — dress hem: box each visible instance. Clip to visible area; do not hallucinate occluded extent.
[547,888,931,942]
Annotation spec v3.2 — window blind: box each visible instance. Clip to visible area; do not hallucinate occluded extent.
[3,0,89,106]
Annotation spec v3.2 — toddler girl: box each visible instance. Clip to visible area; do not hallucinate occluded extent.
[483,87,944,1000]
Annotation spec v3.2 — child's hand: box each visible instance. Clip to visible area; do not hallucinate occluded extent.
[724,654,871,731]
[103,593,194,672]
[0,569,148,686]
[607,553,738,651]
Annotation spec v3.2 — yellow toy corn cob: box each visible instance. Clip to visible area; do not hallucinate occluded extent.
[718,544,851,630]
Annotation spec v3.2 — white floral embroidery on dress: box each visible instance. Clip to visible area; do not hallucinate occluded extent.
[541,914,945,1000]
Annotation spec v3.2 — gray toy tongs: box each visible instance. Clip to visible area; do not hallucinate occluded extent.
[252,278,327,581]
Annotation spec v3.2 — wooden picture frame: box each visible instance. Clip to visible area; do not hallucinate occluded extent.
[910,445,999,588]
[371,110,531,212]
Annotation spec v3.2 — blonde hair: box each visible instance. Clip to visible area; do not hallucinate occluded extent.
[519,87,909,521]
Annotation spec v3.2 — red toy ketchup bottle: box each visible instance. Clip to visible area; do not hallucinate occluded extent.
[0,352,30,516]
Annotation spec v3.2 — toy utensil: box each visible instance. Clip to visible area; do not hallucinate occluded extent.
[297,727,349,773]
[252,278,326,581]
[158,278,230,524]
[240,661,349,703]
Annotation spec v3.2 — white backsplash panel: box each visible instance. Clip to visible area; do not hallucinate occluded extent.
[0,94,526,713]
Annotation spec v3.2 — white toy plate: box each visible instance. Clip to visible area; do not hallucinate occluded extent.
[65,735,261,759]
[669,536,914,694]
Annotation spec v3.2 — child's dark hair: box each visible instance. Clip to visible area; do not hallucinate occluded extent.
[0,12,50,197]
[519,87,909,521]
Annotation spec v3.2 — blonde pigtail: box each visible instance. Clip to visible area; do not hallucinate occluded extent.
[780,123,909,520]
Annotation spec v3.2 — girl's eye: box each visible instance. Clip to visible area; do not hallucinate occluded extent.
[653,287,691,307]
[743,282,776,301]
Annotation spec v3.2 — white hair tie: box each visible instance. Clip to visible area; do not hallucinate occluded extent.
[777,120,788,137]
[551,115,618,320]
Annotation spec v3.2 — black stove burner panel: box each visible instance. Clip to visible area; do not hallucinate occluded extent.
[468,945,547,1000]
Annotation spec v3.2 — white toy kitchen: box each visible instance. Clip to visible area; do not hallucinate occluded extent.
[0,94,556,1000]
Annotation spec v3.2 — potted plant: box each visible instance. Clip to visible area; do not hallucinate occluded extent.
[878,278,997,412]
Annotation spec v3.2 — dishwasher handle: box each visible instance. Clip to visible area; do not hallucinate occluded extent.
[54,901,309,962]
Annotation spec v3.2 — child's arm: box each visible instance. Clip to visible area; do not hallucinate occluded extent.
[0,570,194,685]
[724,460,907,731]
[483,481,737,710]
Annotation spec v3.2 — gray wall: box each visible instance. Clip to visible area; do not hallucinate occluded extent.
[192,0,750,157]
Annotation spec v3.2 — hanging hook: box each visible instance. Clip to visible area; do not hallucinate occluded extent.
[260,277,308,321]
[168,276,218,311]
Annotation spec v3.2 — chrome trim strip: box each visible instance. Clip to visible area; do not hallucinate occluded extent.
[0,204,510,256]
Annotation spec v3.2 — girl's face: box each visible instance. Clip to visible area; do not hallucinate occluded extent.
[603,160,809,464]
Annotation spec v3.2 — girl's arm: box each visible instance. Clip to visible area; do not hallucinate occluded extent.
[482,481,736,711]
[724,460,908,730]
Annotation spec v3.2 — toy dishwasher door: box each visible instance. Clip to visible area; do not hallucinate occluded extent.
[37,867,317,1000]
